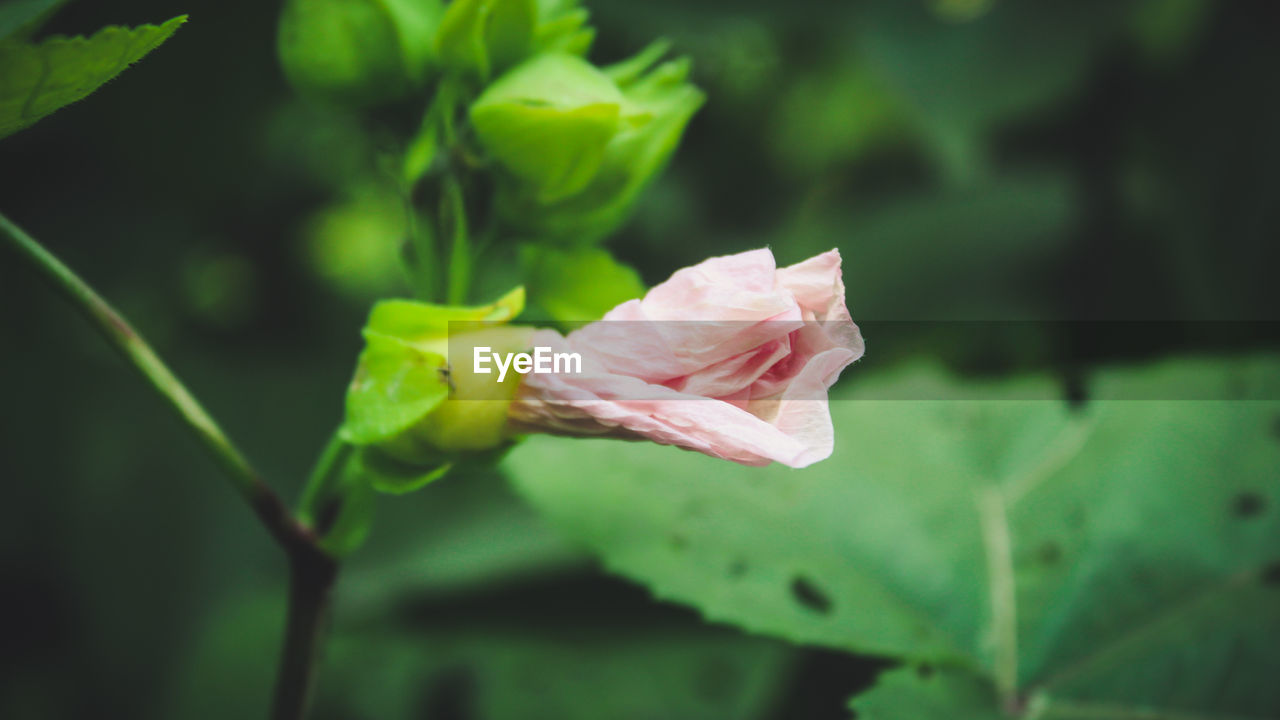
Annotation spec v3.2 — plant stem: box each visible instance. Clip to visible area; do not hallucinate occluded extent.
[1,211,349,719]
[0,211,317,547]
[443,175,472,304]
[272,543,339,720]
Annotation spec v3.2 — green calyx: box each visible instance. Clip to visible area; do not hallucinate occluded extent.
[434,0,592,83]
[340,287,532,490]
[469,43,704,244]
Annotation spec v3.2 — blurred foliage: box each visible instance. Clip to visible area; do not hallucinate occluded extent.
[2,0,1279,718]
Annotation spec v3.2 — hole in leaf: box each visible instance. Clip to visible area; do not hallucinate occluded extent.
[1038,541,1063,565]
[1263,561,1280,587]
[1232,491,1266,519]
[916,663,934,679]
[791,575,833,615]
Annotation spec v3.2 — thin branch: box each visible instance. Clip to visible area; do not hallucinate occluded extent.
[0,210,307,550]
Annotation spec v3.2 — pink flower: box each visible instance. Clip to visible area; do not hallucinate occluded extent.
[508,248,864,467]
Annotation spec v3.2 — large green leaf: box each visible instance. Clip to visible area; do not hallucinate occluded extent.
[0,15,186,138]
[505,355,1280,718]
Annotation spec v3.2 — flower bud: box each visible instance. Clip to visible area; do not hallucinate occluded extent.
[470,44,704,244]
[341,287,532,470]
[434,0,592,82]
[278,0,443,107]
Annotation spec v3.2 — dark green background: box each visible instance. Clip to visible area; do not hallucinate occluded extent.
[2,1,1278,718]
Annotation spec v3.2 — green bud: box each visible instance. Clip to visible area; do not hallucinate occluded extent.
[470,44,704,244]
[341,287,532,475]
[278,0,444,107]
[434,0,592,82]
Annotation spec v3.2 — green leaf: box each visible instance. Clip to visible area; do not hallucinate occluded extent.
[519,244,645,322]
[506,355,1280,717]
[0,0,67,39]
[851,667,1004,720]
[0,15,186,139]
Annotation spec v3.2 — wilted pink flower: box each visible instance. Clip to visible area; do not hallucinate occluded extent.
[508,248,864,467]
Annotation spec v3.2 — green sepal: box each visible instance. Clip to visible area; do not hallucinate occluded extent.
[483,46,704,244]
[363,285,525,353]
[470,53,625,201]
[356,446,453,495]
[340,287,531,464]
[297,438,376,557]
[342,331,451,446]
[0,15,187,139]
[520,244,645,322]
[435,0,535,81]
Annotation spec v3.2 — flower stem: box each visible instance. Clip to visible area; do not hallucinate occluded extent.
[272,543,339,720]
[443,175,472,304]
[0,211,319,546]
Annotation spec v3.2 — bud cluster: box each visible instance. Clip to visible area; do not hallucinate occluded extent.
[277,0,703,482]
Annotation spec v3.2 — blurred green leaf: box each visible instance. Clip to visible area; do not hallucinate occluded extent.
[854,0,1129,181]
[1130,0,1211,65]
[0,0,66,39]
[303,183,407,300]
[520,244,645,322]
[325,625,794,720]
[789,172,1074,321]
[771,59,906,175]
[507,355,1280,717]
[277,0,442,107]
[0,15,186,138]
[339,468,585,614]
